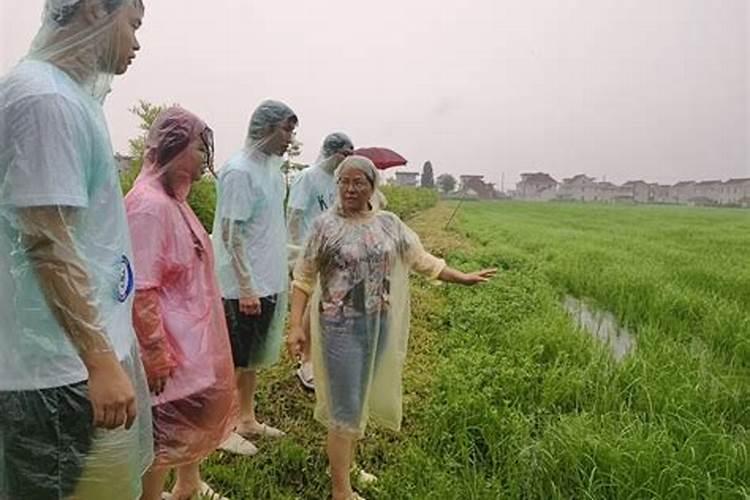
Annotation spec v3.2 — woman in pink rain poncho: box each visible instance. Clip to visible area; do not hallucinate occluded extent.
[125,107,238,500]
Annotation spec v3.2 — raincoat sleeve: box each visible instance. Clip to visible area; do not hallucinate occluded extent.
[17,207,112,355]
[218,169,256,297]
[1,3,154,498]
[398,217,446,279]
[11,95,112,356]
[286,174,308,265]
[128,210,177,382]
[292,218,325,295]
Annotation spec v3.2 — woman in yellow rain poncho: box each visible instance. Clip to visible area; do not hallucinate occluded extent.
[288,156,495,500]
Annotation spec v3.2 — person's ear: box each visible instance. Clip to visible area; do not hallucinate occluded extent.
[81,0,108,25]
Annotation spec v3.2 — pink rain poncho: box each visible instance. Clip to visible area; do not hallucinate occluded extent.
[125,107,238,466]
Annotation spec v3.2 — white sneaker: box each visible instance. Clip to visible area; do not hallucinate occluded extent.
[354,467,378,485]
[218,432,258,456]
[238,422,286,438]
[199,481,230,500]
[327,465,379,486]
[296,361,315,390]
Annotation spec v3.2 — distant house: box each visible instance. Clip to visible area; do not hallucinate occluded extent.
[670,181,696,204]
[558,174,595,201]
[720,178,750,206]
[612,185,635,203]
[394,171,420,188]
[651,184,672,204]
[516,172,558,201]
[459,175,495,200]
[592,181,617,202]
[690,180,722,205]
[622,180,651,203]
[512,173,749,208]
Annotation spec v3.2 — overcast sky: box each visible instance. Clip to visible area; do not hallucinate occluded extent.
[1,0,748,187]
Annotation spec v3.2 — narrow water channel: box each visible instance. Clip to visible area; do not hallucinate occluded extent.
[563,295,636,361]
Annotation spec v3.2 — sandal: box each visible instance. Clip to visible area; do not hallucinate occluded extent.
[354,467,378,485]
[295,362,315,391]
[199,481,229,500]
[218,432,258,456]
[238,422,285,438]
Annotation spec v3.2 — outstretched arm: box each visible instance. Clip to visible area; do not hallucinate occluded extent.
[437,266,497,285]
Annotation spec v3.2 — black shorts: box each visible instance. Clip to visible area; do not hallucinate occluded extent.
[0,381,94,500]
[223,295,278,369]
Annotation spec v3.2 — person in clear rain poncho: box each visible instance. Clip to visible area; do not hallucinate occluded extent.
[0,1,153,499]
[288,156,496,500]
[287,132,354,390]
[212,100,298,455]
[125,107,238,500]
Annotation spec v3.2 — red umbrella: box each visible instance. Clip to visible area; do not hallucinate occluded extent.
[353,147,407,170]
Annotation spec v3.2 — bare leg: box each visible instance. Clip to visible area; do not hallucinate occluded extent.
[140,466,171,500]
[235,369,284,436]
[236,369,259,429]
[171,461,201,500]
[301,304,312,364]
[295,305,315,390]
[328,430,355,500]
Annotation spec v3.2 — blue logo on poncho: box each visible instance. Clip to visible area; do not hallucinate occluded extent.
[116,255,134,303]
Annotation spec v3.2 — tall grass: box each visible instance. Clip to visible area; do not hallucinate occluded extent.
[381,186,438,220]
[201,200,748,499]
[378,201,750,499]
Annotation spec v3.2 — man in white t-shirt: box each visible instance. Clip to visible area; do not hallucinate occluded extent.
[0,2,153,499]
[213,100,298,454]
[287,132,354,390]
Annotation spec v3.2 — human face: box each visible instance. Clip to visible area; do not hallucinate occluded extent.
[331,147,354,169]
[262,117,297,156]
[108,3,144,75]
[188,137,212,181]
[337,167,374,214]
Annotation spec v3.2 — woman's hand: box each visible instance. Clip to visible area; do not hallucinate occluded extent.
[148,367,174,396]
[286,325,307,360]
[461,268,497,285]
[438,266,498,285]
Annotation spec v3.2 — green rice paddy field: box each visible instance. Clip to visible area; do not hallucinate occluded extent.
[204,200,750,499]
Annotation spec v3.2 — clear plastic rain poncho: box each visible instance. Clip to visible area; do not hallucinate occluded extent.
[287,132,354,265]
[292,156,447,436]
[0,1,152,499]
[212,100,297,369]
[125,107,238,467]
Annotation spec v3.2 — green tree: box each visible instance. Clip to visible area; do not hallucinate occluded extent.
[120,100,169,194]
[421,161,435,188]
[437,173,457,193]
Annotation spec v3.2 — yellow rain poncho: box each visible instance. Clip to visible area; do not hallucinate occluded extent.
[293,156,446,436]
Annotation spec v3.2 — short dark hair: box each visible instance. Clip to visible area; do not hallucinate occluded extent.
[51,0,143,26]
